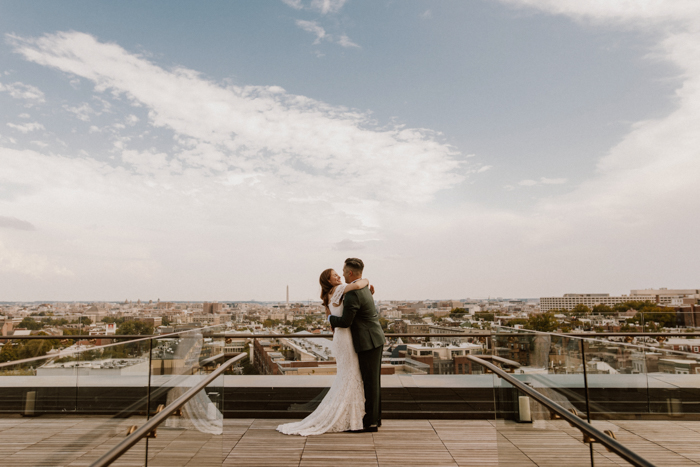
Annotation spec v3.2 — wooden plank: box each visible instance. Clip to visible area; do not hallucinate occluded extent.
[2,416,700,466]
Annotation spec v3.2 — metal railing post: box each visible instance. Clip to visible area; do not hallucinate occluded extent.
[580,338,594,466]
[144,337,153,467]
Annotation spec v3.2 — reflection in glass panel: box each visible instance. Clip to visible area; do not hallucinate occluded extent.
[489,328,593,466]
[0,336,151,465]
[146,326,227,466]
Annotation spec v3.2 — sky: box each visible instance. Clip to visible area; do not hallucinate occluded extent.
[0,0,698,302]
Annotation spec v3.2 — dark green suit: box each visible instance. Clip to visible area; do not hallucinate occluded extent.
[329,286,385,428]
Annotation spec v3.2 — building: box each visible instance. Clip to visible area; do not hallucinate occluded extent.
[191,314,221,326]
[540,293,652,312]
[670,298,700,327]
[224,338,247,356]
[203,302,223,314]
[541,289,700,312]
[253,339,283,375]
[404,342,483,375]
[630,289,700,305]
[277,361,338,375]
[393,320,430,342]
[658,358,700,374]
[665,338,700,354]
[279,336,333,362]
[37,358,148,376]
[428,325,488,345]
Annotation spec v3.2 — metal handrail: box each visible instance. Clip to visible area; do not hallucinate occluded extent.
[0,334,163,340]
[7,331,700,340]
[110,352,225,419]
[475,355,521,367]
[466,355,656,467]
[89,352,246,467]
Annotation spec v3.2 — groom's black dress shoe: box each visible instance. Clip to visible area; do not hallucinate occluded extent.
[363,426,379,432]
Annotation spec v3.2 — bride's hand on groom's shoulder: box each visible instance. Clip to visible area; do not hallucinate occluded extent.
[370,285,375,295]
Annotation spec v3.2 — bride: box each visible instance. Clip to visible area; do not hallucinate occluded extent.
[277,268,372,436]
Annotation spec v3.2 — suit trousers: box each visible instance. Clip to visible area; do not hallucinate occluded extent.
[358,344,383,428]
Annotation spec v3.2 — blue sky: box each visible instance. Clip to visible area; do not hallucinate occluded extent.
[0,0,698,301]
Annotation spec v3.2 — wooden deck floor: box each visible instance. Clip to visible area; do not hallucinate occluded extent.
[1,416,700,467]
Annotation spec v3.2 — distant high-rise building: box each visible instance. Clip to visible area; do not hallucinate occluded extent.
[286,285,289,308]
[203,302,222,314]
[541,288,700,312]
[540,294,643,312]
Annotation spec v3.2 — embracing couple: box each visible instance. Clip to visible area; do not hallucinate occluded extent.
[277,257,385,436]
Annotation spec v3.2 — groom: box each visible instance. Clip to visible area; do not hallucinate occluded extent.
[328,257,385,432]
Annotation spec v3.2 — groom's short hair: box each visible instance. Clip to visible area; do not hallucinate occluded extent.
[344,258,364,274]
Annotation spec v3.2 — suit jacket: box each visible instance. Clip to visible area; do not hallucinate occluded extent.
[329,286,385,353]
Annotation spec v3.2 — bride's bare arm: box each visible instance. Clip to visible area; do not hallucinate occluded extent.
[331,279,369,307]
[343,278,369,293]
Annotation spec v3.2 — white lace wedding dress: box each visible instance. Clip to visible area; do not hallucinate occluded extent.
[277,284,365,436]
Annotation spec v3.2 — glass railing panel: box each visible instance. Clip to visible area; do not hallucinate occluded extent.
[493,328,590,417]
[574,331,700,466]
[148,326,225,412]
[579,335,654,419]
[0,336,151,466]
[0,325,232,466]
[75,337,152,416]
[489,328,594,466]
[647,341,700,418]
[143,326,227,466]
[0,336,82,415]
[9,327,697,466]
[144,370,226,466]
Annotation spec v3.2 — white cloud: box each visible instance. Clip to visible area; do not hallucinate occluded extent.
[0,81,45,103]
[295,21,359,48]
[495,0,700,26]
[64,102,97,122]
[476,165,492,173]
[310,0,347,15]
[30,140,49,148]
[9,32,463,208]
[0,31,472,299]
[337,34,360,48]
[296,20,327,44]
[281,0,304,9]
[6,121,44,133]
[516,176,567,187]
[282,0,348,14]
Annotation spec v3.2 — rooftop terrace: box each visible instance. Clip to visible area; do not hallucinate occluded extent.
[5,326,700,466]
[2,416,700,466]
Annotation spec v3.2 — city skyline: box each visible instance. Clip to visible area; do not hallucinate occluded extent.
[1,1,699,301]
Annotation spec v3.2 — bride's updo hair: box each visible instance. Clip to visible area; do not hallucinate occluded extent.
[319,268,334,309]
